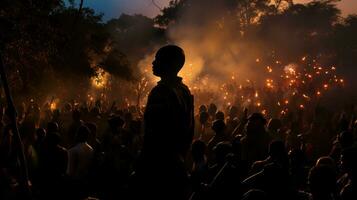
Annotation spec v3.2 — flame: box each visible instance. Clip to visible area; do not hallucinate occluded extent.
[91,68,110,89]
[50,102,57,111]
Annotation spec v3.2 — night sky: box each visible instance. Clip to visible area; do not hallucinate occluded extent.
[82,0,357,21]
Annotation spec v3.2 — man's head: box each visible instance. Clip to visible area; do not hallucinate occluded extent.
[152,45,185,77]
[246,112,266,134]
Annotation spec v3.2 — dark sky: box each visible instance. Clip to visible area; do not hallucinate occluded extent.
[82,0,169,20]
[82,0,357,21]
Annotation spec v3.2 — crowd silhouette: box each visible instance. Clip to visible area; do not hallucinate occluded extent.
[1,45,357,200]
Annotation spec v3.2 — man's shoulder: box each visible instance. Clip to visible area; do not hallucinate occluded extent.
[150,84,172,95]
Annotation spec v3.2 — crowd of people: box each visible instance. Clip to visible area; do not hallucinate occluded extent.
[0,97,356,200]
[1,45,357,200]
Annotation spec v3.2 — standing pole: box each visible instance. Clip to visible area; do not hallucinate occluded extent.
[0,52,30,196]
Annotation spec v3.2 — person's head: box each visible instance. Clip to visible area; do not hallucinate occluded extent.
[75,125,91,144]
[338,131,354,149]
[152,45,185,77]
[269,140,287,161]
[228,105,238,118]
[267,118,282,133]
[289,149,306,169]
[199,105,207,113]
[108,115,124,133]
[341,146,357,181]
[316,156,335,169]
[212,119,226,135]
[213,141,232,164]
[246,113,266,134]
[308,165,336,197]
[215,111,225,121]
[191,140,206,162]
[208,103,217,117]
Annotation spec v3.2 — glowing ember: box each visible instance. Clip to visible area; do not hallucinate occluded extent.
[50,102,57,111]
[266,66,273,73]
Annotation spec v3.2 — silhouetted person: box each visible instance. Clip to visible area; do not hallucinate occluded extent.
[66,109,83,147]
[215,111,225,121]
[226,105,239,135]
[206,142,241,200]
[208,120,229,160]
[208,103,217,120]
[38,132,67,199]
[330,131,354,162]
[190,140,208,192]
[308,165,337,200]
[251,140,289,174]
[67,125,94,199]
[267,118,283,141]
[340,146,357,200]
[241,113,270,167]
[135,45,194,200]
[67,125,93,180]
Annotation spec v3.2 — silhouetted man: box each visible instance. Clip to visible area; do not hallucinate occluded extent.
[134,45,194,200]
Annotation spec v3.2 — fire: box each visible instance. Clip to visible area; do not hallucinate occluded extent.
[50,102,57,111]
[91,67,110,89]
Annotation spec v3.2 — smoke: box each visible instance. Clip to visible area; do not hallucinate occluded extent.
[138,0,270,108]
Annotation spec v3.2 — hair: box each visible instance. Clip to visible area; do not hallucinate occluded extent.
[156,45,185,74]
